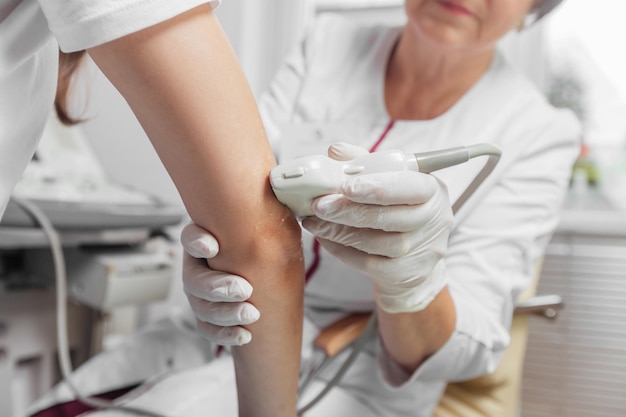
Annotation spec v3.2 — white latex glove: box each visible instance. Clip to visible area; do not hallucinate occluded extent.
[301,142,454,314]
[181,223,260,346]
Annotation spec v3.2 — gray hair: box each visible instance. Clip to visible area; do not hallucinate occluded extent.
[531,0,565,22]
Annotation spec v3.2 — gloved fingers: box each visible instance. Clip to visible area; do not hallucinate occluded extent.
[195,319,252,346]
[183,253,253,302]
[311,194,432,232]
[302,217,411,257]
[315,237,392,278]
[327,142,370,161]
[180,222,257,347]
[317,237,442,287]
[181,222,220,258]
[186,293,260,326]
[341,171,439,205]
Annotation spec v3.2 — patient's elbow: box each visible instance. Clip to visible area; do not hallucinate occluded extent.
[250,210,305,290]
[208,206,305,287]
[255,209,303,264]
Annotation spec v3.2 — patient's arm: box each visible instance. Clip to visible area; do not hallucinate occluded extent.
[87,5,304,417]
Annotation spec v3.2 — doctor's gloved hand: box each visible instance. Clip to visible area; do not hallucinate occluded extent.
[181,223,259,346]
[302,142,454,314]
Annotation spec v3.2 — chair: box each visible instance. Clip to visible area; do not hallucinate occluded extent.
[433,264,563,417]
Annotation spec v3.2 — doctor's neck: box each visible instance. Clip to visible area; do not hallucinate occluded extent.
[383,30,493,121]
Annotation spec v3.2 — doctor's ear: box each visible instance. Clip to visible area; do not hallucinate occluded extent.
[521,0,565,30]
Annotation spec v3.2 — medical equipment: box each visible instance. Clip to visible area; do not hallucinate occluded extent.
[24,245,174,310]
[12,197,169,417]
[0,114,184,417]
[1,112,182,230]
[270,144,502,217]
[270,142,502,415]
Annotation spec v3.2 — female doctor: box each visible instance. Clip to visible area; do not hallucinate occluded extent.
[26,0,578,416]
[1,1,304,416]
[179,0,581,415]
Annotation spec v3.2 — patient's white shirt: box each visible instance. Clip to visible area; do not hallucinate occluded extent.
[0,0,219,219]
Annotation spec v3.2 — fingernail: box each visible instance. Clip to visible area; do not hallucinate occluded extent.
[242,305,260,323]
[225,327,252,346]
[300,216,319,232]
[327,144,344,159]
[237,331,252,346]
[209,280,250,301]
[209,285,229,298]
[312,194,342,217]
[188,237,218,258]
[230,279,252,300]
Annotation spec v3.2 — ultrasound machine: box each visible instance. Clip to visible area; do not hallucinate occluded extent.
[0,114,185,416]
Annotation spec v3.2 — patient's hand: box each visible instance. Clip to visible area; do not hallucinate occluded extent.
[181,223,259,346]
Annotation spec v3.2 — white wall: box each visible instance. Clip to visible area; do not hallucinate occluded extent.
[544,0,626,148]
[234,0,314,97]
[547,0,626,104]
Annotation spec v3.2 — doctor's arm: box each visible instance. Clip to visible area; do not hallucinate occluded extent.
[87,6,304,417]
[324,128,579,382]
[305,134,576,380]
[300,142,457,373]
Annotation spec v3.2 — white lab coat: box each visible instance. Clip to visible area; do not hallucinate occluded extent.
[260,12,581,390]
[27,13,581,417]
[0,0,218,219]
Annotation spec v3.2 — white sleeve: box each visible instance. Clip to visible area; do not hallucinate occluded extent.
[378,108,581,387]
[257,14,348,156]
[257,23,314,155]
[38,0,221,52]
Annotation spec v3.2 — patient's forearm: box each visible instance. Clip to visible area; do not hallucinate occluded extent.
[88,5,304,417]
